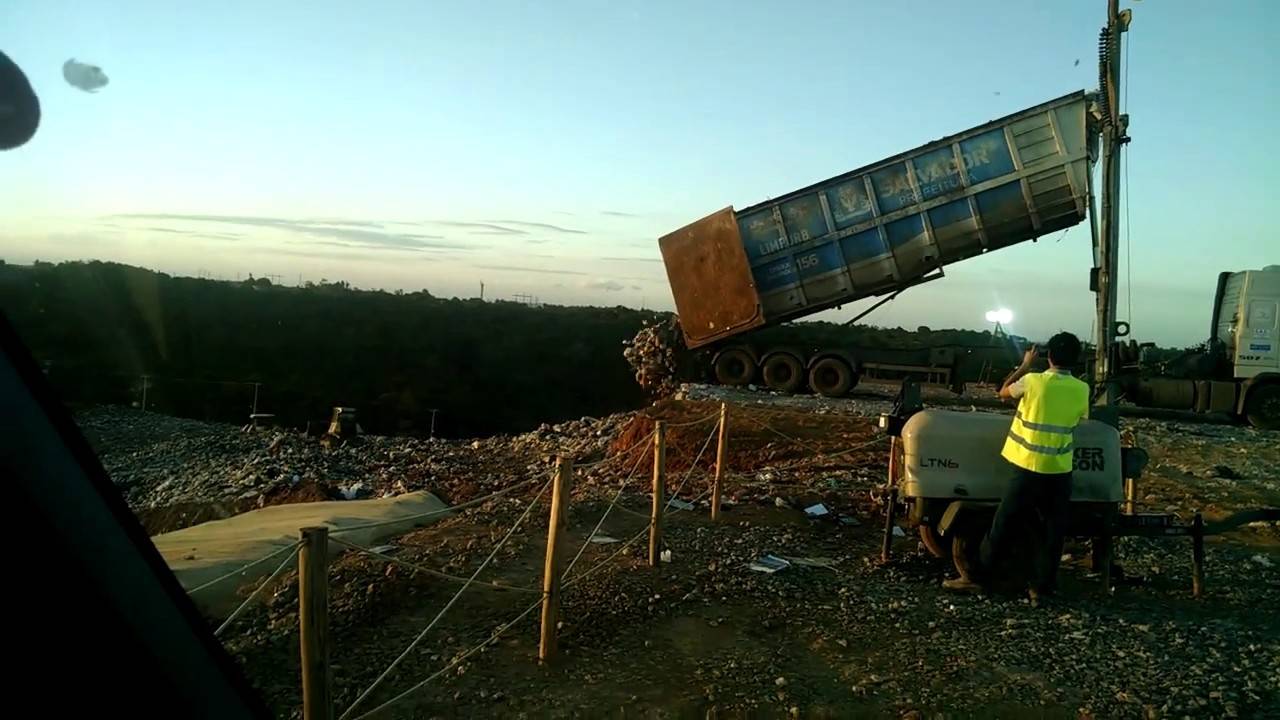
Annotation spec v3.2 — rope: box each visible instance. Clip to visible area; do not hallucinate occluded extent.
[738,414,831,457]
[572,429,654,470]
[647,410,719,428]
[562,438,651,580]
[758,435,888,472]
[330,477,541,535]
[665,422,719,509]
[186,541,299,595]
[563,524,651,589]
[339,477,552,720]
[329,537,539,595]
[349,597,544,720]
[214,544,300,637]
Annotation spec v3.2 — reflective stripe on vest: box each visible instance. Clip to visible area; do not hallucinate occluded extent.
[1001,371,1089,473]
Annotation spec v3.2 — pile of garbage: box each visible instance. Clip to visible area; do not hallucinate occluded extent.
[623,316,686,397]
[76,406,632,520]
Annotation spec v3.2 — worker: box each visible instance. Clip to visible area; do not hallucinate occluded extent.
[944,331,1089,601]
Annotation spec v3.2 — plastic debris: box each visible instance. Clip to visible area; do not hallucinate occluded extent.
[588,534,619,545]
[666,498,695,511]
[63,58,109,93]
[1250,554,1274,568]
[660,549,672,563]
[804,503,830,517]
[892,526,906,537]
[748,554,791,574]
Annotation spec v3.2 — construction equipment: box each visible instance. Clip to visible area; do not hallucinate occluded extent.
[875,2,1279,592]
[654,91,1092,396]
[1114,267,1280,429]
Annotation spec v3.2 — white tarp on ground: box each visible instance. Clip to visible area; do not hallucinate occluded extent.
[152,490,449,613]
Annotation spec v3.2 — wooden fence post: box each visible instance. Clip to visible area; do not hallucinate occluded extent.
[539,457,570,662]
[649,421,666,567]
[711,403,728,522]
[299,526,331,720]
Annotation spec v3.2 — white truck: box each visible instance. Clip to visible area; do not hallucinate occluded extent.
[1119,266,1280,429]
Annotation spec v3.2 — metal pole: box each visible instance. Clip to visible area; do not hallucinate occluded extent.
[1094,0,1129,403]
[252,383,260,416]
[649,421,665,567]
[429,409,438,439]
[299,527,331,720]
[1191,512,1205,599]
[880,438,899,563]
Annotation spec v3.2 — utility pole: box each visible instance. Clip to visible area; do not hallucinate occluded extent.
[1092,0,1131,404]
[480,281,485,301]
[140,374,150,412]
[427,408,439,439]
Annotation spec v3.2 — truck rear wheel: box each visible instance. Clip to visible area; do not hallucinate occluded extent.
[713,348,755,386]
[809,357,855,397]
[1244,383,1280,430]
[920,524,951,559]
[762,353,804,393]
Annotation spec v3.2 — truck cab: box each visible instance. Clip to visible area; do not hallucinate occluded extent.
[1216,266,1280,381]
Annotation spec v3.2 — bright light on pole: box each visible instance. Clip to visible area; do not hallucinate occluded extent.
[984,308,1013,324]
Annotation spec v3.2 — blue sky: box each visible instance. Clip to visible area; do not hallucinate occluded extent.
[1,1,1275,346]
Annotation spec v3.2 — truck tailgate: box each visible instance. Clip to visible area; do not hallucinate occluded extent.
[659,208,765,348]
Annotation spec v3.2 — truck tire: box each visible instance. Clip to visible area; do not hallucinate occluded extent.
[951,526,983,583]
[1244,383,1280,430]
[762,353,804,393]
[920,524,951,559]
[713,348,755,386]
[809,357,854,397]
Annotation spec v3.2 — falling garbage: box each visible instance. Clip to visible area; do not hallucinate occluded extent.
[62,58,109,93]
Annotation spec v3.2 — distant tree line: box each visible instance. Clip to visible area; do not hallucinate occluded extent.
[0,261,659,437]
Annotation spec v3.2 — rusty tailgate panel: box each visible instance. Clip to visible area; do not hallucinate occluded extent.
[658,207,764,349]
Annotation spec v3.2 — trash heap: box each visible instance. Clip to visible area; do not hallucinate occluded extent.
[75,406,632,529]
[623,315,686,397]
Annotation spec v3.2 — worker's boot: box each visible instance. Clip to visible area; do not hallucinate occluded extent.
[941,576,985,594]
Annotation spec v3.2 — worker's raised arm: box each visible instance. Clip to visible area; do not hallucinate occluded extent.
[999,345,1039,400]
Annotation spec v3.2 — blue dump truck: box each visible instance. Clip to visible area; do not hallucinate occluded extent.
[658,91,1093,396]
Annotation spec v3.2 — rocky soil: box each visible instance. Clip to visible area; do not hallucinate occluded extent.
[77,394,1280,718]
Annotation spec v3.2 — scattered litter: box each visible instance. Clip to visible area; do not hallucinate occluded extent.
[1250,554,1274,568]
[667,498,695,511]
[368,545,397,555]
[62,58,108,93]
[804,503,830,518]
[748,554,792,574]
[774,496,787,508]
[892,526,906,537]
[589,534,620,545]
[781,555,838,571]
[340,482,372,500]
[839,515,861,527]
[660,549,673,563]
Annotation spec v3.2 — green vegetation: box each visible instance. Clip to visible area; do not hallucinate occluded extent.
[0,261,659,436]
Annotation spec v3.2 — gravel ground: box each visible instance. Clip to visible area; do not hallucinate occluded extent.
[78,397,1280,717]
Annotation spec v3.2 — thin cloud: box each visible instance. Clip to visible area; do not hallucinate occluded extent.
[474,264,587,276]
[303,219,385,228]
[599,256,662,263]
[630,285,642,291]
[583,279,626,292]
[425,220,528,235]
[111,213,466,251]
[491,220,587,235]
[601,210,642,218]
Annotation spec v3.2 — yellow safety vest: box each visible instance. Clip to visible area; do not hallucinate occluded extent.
[1001,370,1090,473]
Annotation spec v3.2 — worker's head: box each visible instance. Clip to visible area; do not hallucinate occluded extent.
[1046,331,1082,369]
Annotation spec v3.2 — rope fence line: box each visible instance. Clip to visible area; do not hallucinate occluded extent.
[329,537,540,595]
[186,541,300,595]
[339,477,552,720]
[349,596,545,720]
[209,401,899,719]
[665,421,719,509]
[329,477,542,535]
[562,434,653,580]
[572,428,655,471]
[214,544,300,637]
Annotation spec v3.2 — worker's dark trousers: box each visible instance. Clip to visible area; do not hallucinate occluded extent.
[980,465,1073,591]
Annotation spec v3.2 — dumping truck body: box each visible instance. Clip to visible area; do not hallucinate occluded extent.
[659,91,1094,395]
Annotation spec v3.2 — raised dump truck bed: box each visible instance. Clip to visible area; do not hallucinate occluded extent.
[660,91,1093,350]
